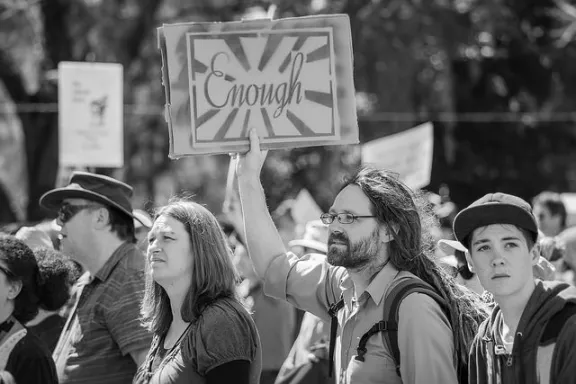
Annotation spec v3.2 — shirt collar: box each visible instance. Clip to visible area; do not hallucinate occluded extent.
[94,242,133,282]
[365,261,400,306]
[339,261,400,309]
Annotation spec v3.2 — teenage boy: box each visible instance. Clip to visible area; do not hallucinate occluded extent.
[453,193,576,384]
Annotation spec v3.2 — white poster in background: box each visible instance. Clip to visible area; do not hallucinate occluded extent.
[361,122,434,190]
[58,62,124,167]
[291,188,323,225]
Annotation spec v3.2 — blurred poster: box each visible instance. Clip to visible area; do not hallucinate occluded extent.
[361,122,434,190]
[158,14,358,157]
[58,62,124,167]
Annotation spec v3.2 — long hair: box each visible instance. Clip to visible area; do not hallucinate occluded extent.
[141,200,240,335]
[342,167,488,371]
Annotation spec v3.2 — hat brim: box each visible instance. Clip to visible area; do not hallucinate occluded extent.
[39,188,145,226]
[133,210,153,229]
[438,239,467,256]
[454,203,538,245]
[288,239,327,254]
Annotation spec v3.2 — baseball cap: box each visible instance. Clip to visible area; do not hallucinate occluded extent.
[453,192,538,246]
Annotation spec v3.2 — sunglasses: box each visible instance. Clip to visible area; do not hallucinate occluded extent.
[58,203,100,223]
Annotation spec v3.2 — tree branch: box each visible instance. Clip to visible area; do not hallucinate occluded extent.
[122,0,163,67]
[0,48,28,104]
[40,0,74,67]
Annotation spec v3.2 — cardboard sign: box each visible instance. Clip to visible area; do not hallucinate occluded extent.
[361,122,434,190]
[158,14,358,157]
[58,62,124,167]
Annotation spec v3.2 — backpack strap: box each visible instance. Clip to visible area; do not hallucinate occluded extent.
[327,295,344,378]
[353,277,447,377]
[540,303,576,346]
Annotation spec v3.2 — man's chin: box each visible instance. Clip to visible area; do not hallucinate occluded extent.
[327,252,347,267]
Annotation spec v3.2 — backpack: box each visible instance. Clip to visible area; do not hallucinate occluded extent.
[327,276,468,383]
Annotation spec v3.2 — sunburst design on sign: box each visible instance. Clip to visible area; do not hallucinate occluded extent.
[186,28,338,147]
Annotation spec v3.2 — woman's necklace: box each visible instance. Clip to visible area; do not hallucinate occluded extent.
[163,322,191,350]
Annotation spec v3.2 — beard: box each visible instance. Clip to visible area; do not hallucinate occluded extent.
[327,228,381,270]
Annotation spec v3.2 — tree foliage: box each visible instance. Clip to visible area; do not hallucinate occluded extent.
[1,0,576,223]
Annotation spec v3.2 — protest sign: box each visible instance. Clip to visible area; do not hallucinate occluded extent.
[361,122,434,190]
[158,14,358,157]
[58,62,124,167]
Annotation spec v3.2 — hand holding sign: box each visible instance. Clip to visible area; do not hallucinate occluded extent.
[235,129,268,179]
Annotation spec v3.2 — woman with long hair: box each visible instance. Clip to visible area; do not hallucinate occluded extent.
[0,235,58,383]
[134,200,261,384]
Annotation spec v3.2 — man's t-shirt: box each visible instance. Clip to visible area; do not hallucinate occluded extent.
[55,242,153,384]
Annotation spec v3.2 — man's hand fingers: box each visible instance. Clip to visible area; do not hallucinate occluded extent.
[249,128,261,153]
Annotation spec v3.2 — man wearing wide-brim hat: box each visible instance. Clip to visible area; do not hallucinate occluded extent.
[40,171,152,384]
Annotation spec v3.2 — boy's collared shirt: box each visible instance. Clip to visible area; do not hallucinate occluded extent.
[263,252,458,384]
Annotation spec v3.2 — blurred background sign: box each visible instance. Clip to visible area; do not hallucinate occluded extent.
[361,122,434,190]
[58,62,124,168]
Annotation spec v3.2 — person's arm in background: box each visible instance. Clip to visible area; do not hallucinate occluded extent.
[236,129,286,277]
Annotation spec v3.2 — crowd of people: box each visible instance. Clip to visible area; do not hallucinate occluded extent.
[0,128,575,383]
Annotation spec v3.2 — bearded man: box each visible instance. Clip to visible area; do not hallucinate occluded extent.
[235,130,486,384]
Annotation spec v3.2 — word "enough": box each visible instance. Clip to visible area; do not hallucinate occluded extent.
[204,52,304,118]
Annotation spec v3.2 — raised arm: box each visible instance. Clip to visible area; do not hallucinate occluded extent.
[236,129,287,277]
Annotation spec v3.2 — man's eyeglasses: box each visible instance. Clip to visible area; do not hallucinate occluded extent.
[320,213,376,225]
[58,203,100,223]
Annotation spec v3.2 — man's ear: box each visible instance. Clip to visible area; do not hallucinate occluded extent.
[6,280,22,300]
[94,207,110,229]
[465,251,476,273]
